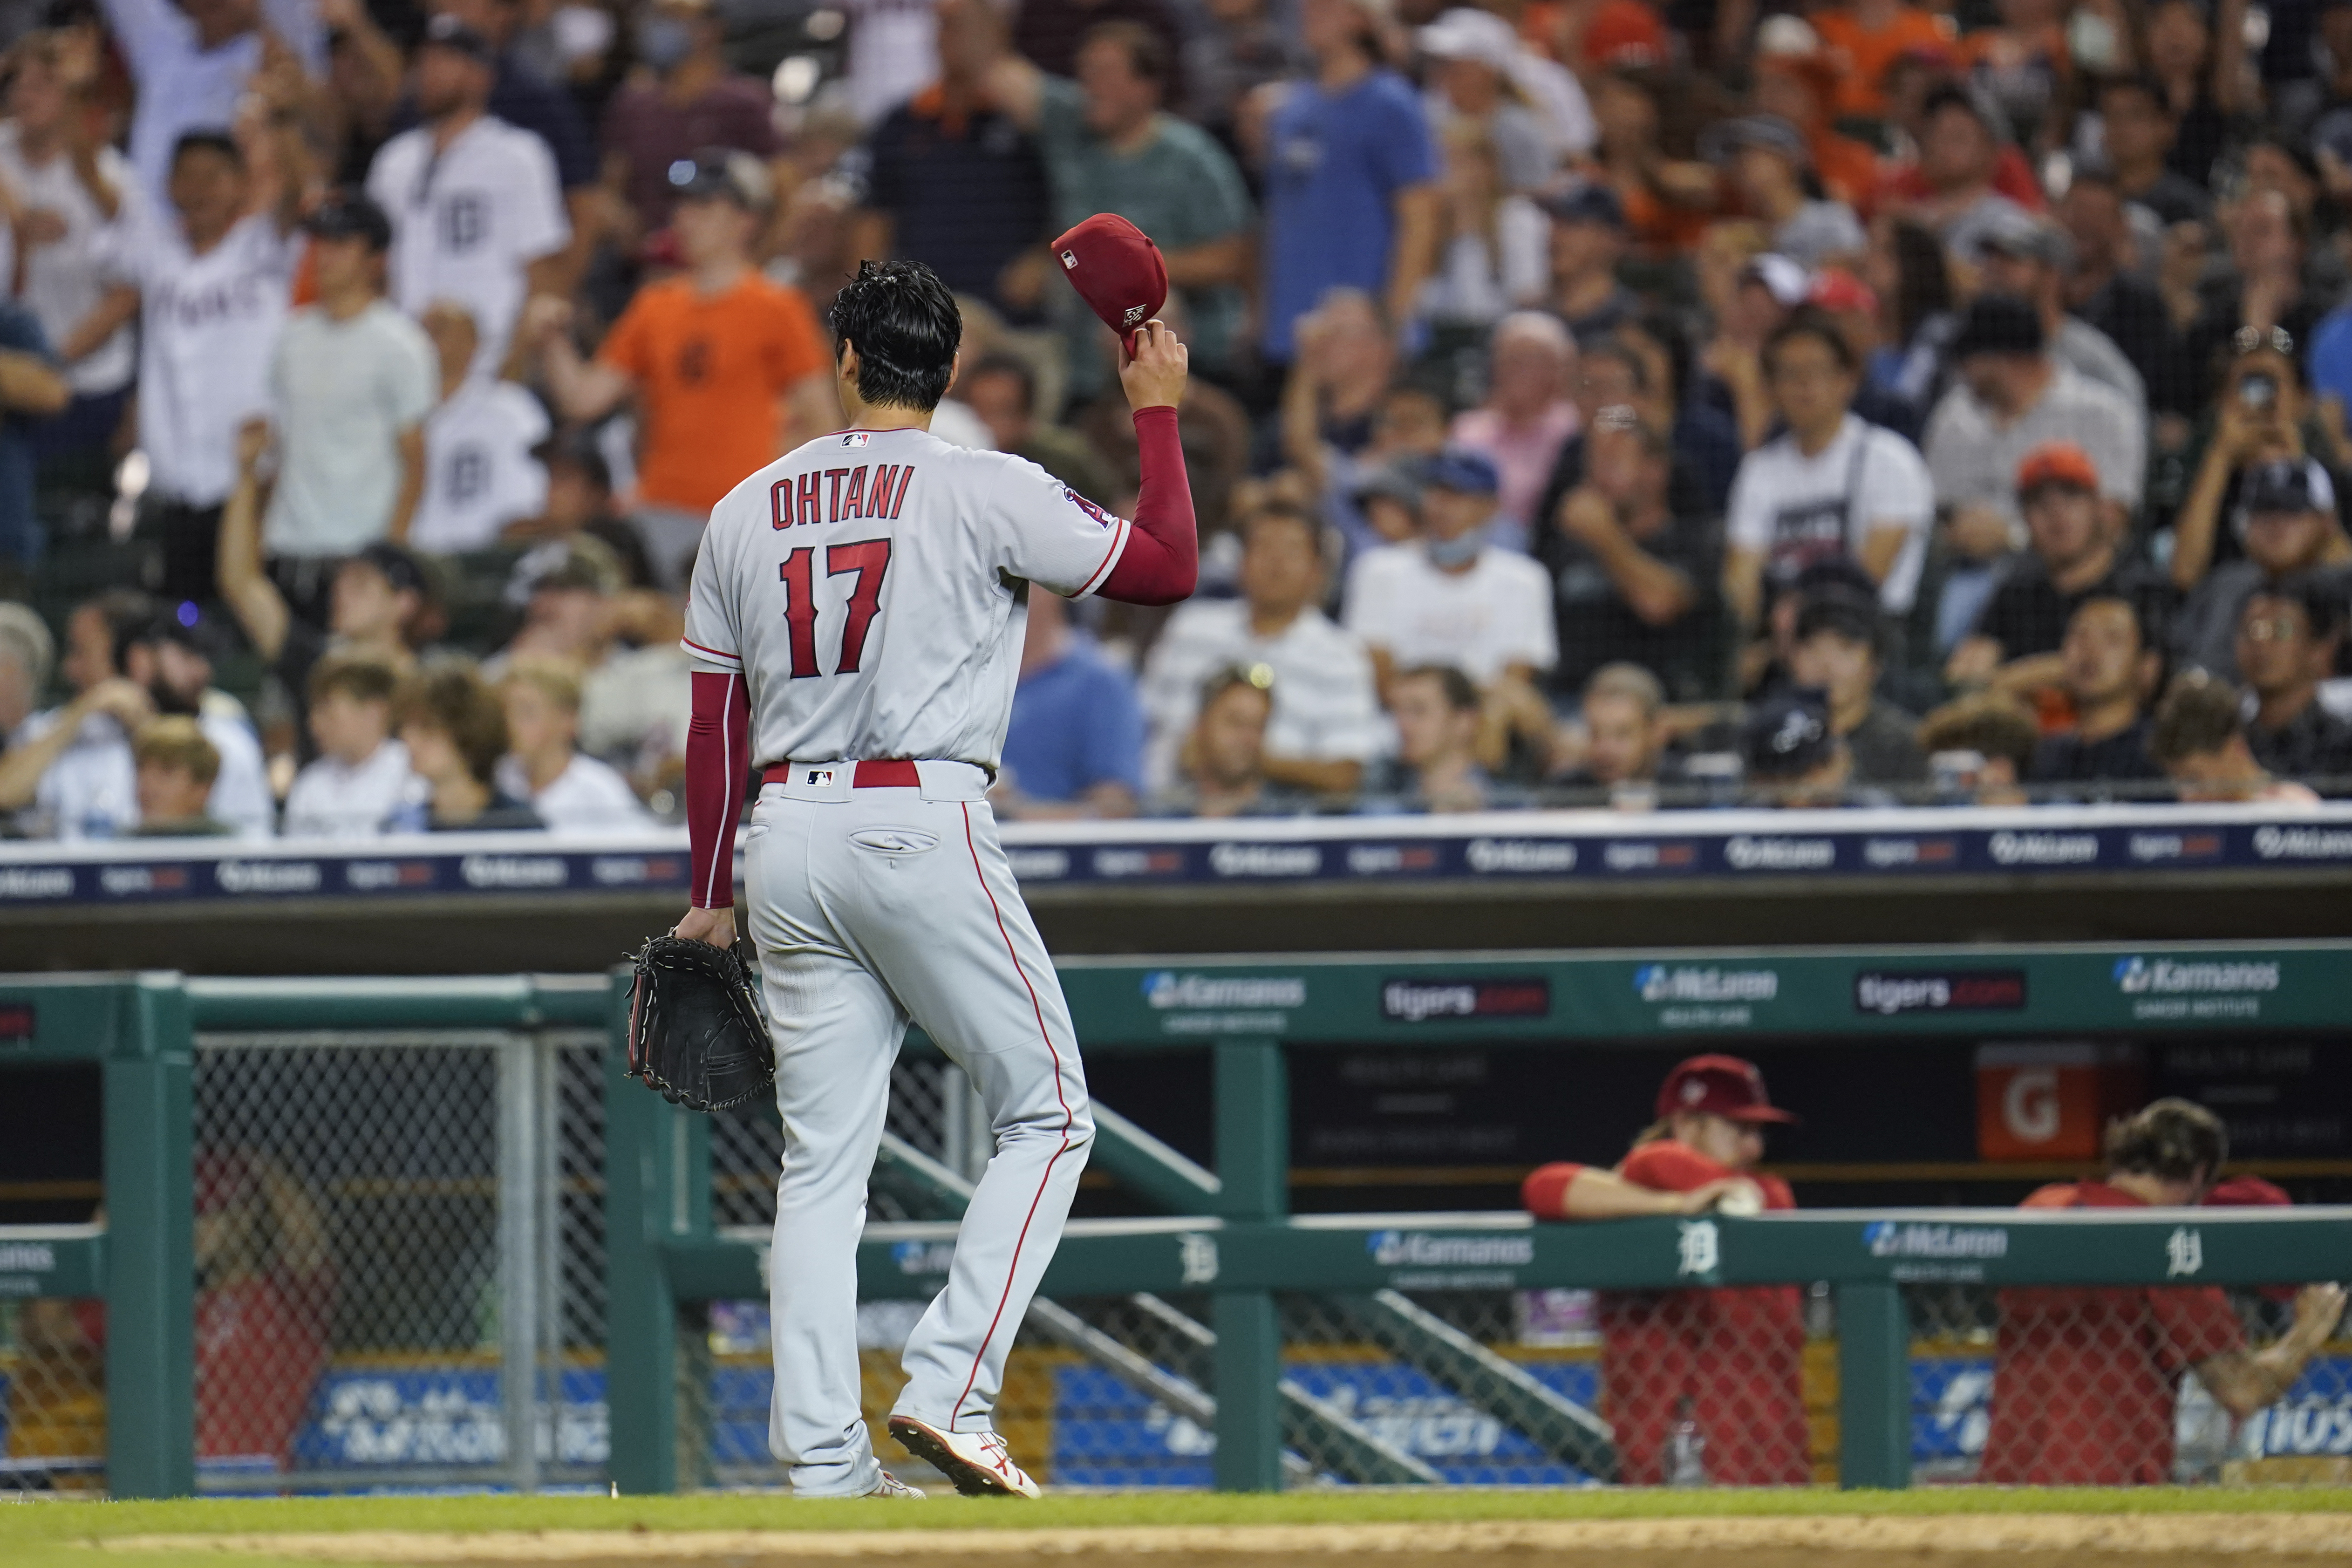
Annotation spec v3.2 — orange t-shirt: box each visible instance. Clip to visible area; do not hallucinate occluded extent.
[1813,8,1959,120]
[598,273,828,513]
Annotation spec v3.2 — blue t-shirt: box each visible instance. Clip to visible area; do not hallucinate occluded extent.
[2309,302,2352,414]
[1258,70,1438,361]
[0,302,54,565]
[1002,636,1146,804]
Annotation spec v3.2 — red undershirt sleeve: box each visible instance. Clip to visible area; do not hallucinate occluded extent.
[686,668,750,910]
[1098,405,1198,606]
[1521,1161,1588,1220]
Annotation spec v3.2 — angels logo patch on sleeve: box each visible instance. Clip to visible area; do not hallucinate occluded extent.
[1061,486,1118,530]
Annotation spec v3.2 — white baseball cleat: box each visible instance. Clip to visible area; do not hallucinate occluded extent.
[887,1415,1041,1498]
[860,1469,926,1498]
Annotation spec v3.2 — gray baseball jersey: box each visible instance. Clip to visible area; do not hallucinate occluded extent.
[682,425,1131,766]
[682,421,1115,1496]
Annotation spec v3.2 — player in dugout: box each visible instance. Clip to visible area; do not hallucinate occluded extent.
[1980,1098,2346,1484]
[1520,1053,1810,1485]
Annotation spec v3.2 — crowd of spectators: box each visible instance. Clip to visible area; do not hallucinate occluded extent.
[8,0,2352,839]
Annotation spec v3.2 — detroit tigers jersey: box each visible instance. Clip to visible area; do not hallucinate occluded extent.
[367,116,570,375]
[682,425,1131,770]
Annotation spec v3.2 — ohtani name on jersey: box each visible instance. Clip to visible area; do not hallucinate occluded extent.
[771,464,915,529]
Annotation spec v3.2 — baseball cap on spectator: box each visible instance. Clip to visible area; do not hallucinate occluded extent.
[668,147,772,211]
[1950,293,2046,360]
[1656,1053,1799,1125]
[1418,7,1518,69]
[2241,456,2335,517]
[303,188,394,252]
[1742,687,1837,779]
[1807,268,1877,316]
[2017,440,2100,499]
[1795,588,1879,647]
[354,542,431,602]
[505,536,625,608]
[1792,554,1880,605]
[1703,114,1812,169]
[1969,207,2072,269]
[1922,80,2013,145]
[1420,447,1501,496]
[420,13,495,64]
[1350,456,1424,512]
[1740,252,1812,308]
[1582,0,1668,68]
[1755,13,1827,61]
[1541,182,1626,231]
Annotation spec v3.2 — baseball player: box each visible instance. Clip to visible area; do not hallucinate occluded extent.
[672,252,1196,1498]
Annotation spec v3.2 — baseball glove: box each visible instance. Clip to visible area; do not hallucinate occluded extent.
[626,934,775,1112]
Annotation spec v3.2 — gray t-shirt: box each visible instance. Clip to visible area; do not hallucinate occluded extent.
[264,300,438,556]
[1922,363,2147,529]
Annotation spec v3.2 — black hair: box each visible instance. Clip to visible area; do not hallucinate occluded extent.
[2248,571,2347,643]
[1397,663,1480,714]
[171,130,243,171]
[1582,336,1650,394]
[966,352,1036,416]
[2104,1098,2227,1183]
[1922,82,1991,132]
[1763,306,1858,376]
[2075,581,2169,661]
[828,259,961,411]
[1627,310,1693,405]
[82,588,157,676]
[2096,73,2172,116]
[1080,18,1170,89]
[1888,219,1953,347]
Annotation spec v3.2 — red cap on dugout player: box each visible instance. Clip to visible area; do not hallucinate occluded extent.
[1656,1053,1799,1124]
[1053,213,1168,340]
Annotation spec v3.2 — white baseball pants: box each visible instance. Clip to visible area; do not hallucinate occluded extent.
[742,761,1094,1497]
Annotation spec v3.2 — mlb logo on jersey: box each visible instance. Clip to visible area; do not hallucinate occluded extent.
[841,433,871,448]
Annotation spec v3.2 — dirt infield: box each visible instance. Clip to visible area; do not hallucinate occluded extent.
[97,1513,2352,1568]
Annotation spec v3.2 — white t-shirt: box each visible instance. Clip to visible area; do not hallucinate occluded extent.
[1341,543,1557,685]
[282,739,417,839]
[112,211,295,506]
[411,378,552,554]
[265,301,439,555]
[1137,598,1386,794]
[683,425,1133,769]
[368,116,569,377]
[1725,415,1936,614]
[495,751,650,833]
[843,0,939,125]
[0,125,143,396]
[98,0,326,211]
[15,706,273,839]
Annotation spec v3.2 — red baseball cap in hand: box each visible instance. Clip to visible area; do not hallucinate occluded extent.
[1054,213,1168,338]
[1656,1053,1799,1124]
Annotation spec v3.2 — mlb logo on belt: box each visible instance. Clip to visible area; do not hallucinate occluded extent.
[805,768,836,787]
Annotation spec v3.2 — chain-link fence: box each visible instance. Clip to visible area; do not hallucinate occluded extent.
[0,1295,107,1493]
[655,1275,2350,1492]
[170,1028,609,1493]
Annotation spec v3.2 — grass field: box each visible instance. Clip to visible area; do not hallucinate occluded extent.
[6,1487,2352,1568]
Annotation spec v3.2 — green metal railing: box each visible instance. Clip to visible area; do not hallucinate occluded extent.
[604,942,2352,1494]
[7,943,2351,1496]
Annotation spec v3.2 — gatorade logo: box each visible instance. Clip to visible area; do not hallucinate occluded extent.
[2002,1068,2062,1144]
